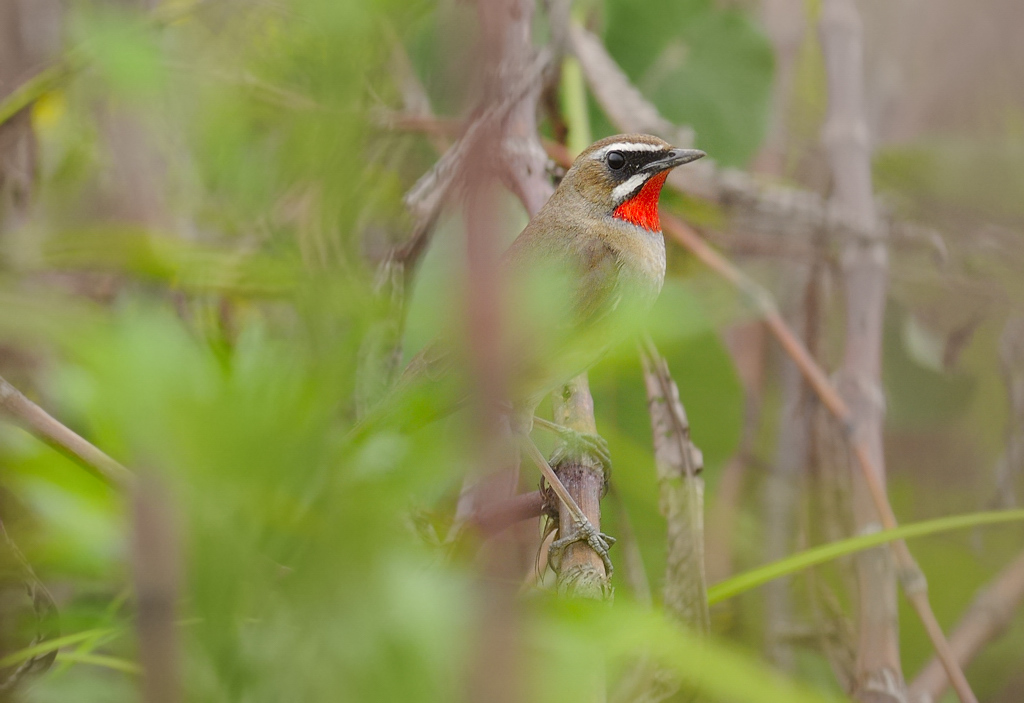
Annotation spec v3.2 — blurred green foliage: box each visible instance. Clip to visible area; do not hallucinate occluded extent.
[1,0,1022,702]
[602,0,774,167]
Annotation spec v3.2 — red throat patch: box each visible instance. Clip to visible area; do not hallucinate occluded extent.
[612,171,669,232]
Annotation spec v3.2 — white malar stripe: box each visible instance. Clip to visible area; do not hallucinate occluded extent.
[611,173,651,202]
[592,142,665,159]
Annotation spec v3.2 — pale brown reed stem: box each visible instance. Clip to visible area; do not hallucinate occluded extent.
[132,475,181,703]
[819,0,903,698]
[0,375,133,488]
[909,549,1024,702]
[612,342,707,703]
[551,374,611,599]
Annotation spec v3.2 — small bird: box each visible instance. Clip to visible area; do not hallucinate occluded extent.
[359,134,704,567]
[499,134,705,420]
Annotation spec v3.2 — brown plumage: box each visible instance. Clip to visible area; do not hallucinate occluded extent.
[358,134,704,436]
[499,133,704,410]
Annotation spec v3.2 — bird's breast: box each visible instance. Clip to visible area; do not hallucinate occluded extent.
[610,221,667,306]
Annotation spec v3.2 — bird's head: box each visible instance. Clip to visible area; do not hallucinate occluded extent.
[562,134,705,232]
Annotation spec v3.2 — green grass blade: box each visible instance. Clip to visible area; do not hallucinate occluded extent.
[55,652,140,675]
[708,509,1024,605]
[0,628,122,668]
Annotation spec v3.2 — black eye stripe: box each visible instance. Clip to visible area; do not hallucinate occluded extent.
[604,148,672,178]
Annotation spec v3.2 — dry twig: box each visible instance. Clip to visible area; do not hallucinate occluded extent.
[0,375,133,488]
[909,549,1024,703]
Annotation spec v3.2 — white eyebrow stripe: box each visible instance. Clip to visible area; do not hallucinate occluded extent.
[611,173,652,202]
[592,142,666,158]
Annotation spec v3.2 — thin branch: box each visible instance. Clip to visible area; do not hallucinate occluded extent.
[661,213,976,703]
[909,549,1024,703]
[0,375,133,488]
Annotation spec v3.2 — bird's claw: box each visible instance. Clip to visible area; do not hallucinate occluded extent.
[549,426,612,477]
[548,514,616,577]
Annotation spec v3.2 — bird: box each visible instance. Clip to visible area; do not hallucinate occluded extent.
[499,133,704,420]
[358,134,705,569]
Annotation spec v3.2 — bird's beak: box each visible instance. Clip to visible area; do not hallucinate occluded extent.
[642,148,706,174]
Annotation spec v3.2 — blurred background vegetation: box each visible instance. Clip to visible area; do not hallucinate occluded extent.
[1,0,1023,702]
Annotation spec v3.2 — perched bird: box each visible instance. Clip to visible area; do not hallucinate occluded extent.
[358,134,704,565]
[498,133,705,423]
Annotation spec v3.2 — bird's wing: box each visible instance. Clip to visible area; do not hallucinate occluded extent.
[570,238,622,329]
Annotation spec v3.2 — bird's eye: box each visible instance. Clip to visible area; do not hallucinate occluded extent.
[607,151,626,170]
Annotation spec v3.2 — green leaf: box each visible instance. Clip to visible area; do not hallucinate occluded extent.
[602,0,773,166]
[545,600,845,703]
[708,509,1024,605]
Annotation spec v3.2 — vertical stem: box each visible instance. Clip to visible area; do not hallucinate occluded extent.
[755,0,807,174]
[640,343,708,635]
[463,1,552,701]
[560,52,590,157]
[819,2,902,699]
[707,322,765,585]
[762,298,812,670]
[615,342,708,703]
[553,373,610,599]
[132,475,181,703]
[755,0,811,666]
[993,316,1024,508]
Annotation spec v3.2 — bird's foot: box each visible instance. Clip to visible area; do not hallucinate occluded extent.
[548,514,616,577]
[546,424,611,478]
